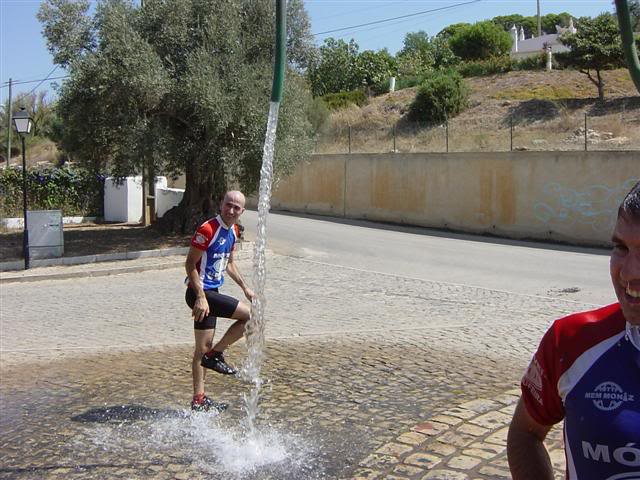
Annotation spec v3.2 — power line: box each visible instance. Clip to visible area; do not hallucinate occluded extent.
[0,75,69,90]
[312,0,483,36]
[27,65,59,96]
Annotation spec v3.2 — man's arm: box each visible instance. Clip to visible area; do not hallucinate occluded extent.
[185,246,209,322]
[225,250,254,301]
[507,397,554,480]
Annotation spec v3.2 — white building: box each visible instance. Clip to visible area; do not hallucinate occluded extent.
[510,18,576,60]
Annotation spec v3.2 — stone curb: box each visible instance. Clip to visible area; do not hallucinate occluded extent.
[0,246,190,272]
[0,242,254,284]
[350,388,564,480]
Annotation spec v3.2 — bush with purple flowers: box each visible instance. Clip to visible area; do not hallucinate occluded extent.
[0,165,104,217]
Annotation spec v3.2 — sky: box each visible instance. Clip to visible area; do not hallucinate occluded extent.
[1,0,615,105]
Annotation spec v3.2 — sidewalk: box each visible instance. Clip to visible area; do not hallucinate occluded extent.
[0,241,253,283]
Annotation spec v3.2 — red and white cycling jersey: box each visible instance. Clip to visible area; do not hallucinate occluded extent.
[521,303,640,480]
[189,215,239,290]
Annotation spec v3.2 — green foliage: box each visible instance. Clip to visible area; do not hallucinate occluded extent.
[431,35,460,69]
[512,53,548,71]
[307,38,360,97]
[558,13,626,99]
[286,0,317,71]
[631,0,640,30]
[397,31,435,76]
[355,49,396,87]
[320,90,367,111]
[541,13,573,34]
[436,22,471,39]
[457,56,513,77]
[37,0,95,67]
[449,21,512,61]
[0,92,59,162]
[38,0,316,229]
[456,53,559,78]
[408,70,468,123]
[492,14,536,37]
[491,12,572,37]
[0,165,104,217]
[307,39,395,96]
[395,31,459,79]
[307,97,331,134]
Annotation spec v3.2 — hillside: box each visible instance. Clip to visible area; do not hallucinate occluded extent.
[316,69,640,153]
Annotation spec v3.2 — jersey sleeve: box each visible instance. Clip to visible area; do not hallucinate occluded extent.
[191,222,213,251]
[520,322,565,426]
[231,224,240,251]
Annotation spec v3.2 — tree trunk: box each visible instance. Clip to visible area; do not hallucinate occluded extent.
[596,69,605,101]
[157,158,225,234]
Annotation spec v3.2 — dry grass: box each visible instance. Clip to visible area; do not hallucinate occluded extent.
[315,69,640,154]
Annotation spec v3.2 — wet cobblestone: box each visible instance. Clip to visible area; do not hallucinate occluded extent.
[1,254,598,478]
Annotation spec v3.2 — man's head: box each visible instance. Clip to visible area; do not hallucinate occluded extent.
[611,180,640,325]
[220,190,246,227]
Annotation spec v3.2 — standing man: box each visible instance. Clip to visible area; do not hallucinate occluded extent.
[507,181,640,479]
[185,190,254,412]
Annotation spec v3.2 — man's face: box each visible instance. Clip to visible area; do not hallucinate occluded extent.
[610,212,640,325]
[220,192,245,226]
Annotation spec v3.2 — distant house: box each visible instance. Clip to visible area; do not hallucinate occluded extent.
[510,18,576,60]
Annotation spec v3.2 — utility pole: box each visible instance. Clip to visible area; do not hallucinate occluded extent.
[536,0,542,36]
[6,78,12,166]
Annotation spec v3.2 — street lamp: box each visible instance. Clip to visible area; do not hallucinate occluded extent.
[13,108,33,270]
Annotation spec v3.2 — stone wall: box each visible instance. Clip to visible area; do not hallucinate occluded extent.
[262,151,638,247]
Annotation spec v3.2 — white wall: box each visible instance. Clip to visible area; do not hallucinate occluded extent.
[104,176,143,223]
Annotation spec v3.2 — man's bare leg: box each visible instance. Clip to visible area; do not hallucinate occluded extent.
[211,301,251,352]
[193,328,215,395]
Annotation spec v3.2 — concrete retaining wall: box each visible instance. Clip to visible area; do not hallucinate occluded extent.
[265,151,638,247]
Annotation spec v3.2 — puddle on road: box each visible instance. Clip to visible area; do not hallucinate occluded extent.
[1,336,525,479]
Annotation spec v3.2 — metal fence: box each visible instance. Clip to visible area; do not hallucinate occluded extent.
[314,112,640,154]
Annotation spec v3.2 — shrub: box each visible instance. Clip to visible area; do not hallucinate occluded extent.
[408,70,469,123]
[449,21,512,60]
[307,97,331,134]
[512,53,546,71]
[0,165,105,218]
[457,56,513,77]
[320,90,367,111]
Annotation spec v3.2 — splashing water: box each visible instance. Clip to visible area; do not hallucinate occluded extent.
[241,101,280,434]
[83,412,319,478]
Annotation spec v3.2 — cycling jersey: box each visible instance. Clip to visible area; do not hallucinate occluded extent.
[521,303,640,480]
[190,215,239,290]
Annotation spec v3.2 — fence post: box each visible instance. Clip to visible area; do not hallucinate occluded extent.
[343,157,347,217]
[584,113,587,151]
[445,120,449,153]
[348,125,352,154]
[510,114,513,151]
[393,125,396,153]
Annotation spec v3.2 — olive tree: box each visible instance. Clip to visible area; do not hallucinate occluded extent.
[38,0,316,233]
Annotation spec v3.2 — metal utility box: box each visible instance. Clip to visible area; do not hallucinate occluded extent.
[27,210,64,259]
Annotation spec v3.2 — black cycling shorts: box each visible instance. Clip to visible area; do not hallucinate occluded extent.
[185,287,240,330]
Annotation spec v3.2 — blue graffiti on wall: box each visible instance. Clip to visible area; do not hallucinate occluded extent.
[533,178,638,232]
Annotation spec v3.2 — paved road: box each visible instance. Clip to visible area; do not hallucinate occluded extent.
[241,209,613,306]
[1,257,601,478]
[0,215,615,479]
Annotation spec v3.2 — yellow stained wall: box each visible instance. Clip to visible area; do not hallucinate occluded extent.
[264,151,638,247]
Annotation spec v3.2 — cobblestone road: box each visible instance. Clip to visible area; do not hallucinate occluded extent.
[0,254,603,479]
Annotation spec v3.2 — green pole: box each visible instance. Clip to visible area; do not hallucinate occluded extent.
[270,0,286,103]
[615,0,640,94]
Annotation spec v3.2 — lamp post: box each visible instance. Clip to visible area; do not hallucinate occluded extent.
[13,108,33,270]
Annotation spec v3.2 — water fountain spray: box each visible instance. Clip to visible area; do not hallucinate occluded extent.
[242,0,286,434]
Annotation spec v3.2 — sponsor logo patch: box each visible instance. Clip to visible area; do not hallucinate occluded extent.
[194,233,207,246]
[522,356,544,405]
[585,381,635,411]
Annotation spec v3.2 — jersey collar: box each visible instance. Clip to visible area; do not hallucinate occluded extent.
[216,214,230,230]
[626,322,640,351]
